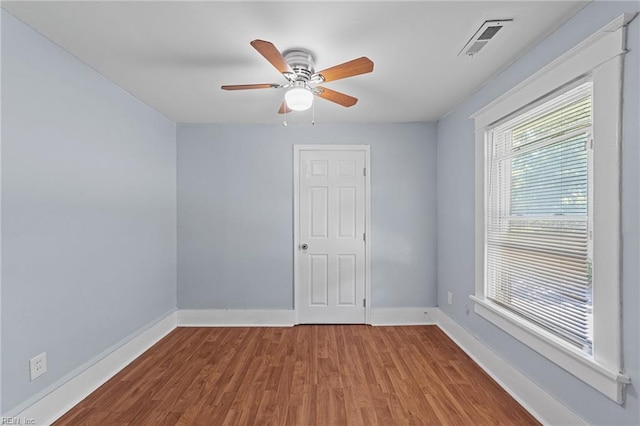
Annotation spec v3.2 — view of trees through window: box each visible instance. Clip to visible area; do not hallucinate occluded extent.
[487,82,593,354]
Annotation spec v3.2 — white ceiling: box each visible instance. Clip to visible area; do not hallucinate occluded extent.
[3,1,587,124]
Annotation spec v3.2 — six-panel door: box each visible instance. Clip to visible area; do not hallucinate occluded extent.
[298,149,366,324]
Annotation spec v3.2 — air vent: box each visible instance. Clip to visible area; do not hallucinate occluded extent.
[459,19,513,57]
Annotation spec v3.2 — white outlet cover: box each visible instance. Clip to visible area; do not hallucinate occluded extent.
[447,292,453,305]
[29,352,47,381]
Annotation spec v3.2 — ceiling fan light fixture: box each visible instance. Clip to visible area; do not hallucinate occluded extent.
[285,87,314,111]
[221,39,373,115]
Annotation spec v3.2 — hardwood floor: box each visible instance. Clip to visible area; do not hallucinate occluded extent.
[54,325,539,425]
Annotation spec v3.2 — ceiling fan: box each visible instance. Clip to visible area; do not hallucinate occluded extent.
[221,40,374,115]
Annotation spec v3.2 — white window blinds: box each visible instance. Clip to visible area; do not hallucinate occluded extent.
[486,82,593,354]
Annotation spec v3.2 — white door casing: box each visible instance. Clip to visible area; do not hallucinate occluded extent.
[294,145,371,324]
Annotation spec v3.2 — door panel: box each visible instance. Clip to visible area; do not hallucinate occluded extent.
[310,187,328,238]
[309,255,328,306]
[297,149,366,324]
[338,187,356,238]
[337,254,356,306]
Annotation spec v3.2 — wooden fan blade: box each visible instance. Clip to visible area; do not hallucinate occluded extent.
[221,84,280,90]
[278,102,292,114]
[316,87,358,107]
[250,40,294,76]
[314,57,373,83]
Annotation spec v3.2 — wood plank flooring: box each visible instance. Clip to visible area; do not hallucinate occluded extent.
[54,325,539,425]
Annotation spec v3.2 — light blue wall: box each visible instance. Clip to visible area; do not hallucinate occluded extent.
[4,1,637,422]
[436,2,639,424]
[177,123,437,309]
[1,11,177,414]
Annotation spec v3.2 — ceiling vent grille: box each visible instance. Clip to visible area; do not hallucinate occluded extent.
[459,19,513,57]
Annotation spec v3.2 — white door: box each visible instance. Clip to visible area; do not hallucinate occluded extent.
[295,146,368,324]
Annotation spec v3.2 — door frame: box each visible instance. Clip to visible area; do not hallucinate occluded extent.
[293,145,371,325]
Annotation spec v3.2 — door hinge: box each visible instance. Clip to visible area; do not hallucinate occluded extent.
[363,232,366,242]
[363,167,366,176]
[363,298,366,307]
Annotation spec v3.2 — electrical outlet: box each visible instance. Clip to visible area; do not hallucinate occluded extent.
[447,292,453,305]
[30,352,47,381]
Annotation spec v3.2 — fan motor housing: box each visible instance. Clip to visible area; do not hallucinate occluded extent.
[283,48,316,81]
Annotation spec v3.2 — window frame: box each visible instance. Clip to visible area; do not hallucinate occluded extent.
[485,79,594,354]
[471,14,633,404]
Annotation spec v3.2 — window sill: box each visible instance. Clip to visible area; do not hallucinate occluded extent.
[469,295,630,403]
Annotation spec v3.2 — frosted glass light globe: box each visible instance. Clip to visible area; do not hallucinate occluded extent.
[285,87,314,111]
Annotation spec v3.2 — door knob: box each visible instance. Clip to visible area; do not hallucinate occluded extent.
[300,243,309,250]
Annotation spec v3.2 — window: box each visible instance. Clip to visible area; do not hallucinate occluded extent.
[471,14,633,403]
[486,82,593,355]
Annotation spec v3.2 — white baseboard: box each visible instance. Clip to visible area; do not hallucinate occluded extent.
[178,309,296,326]
[370,307,438,325]
[436,311,586,426]
[13,311,177,426]
[9,308,586,426]
[178,308,439,327]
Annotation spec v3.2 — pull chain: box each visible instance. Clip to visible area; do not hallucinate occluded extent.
[312,99,315,126]
[283,103,288,127]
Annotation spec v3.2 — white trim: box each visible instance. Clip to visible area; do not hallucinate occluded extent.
[292,144,372,325]
[472,14,631,403]
[177,309,296,327]
[471,296,629,403]
[474,130,486,300]
[10,311,177,425]
[591,54,623,373]
[437,310,587,426]
[293,146,301,324]
[364,147,372,324]
[472,13,635,129]
[370,307,438,326]
[178,308,439,327]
